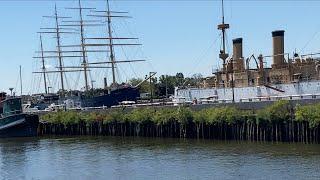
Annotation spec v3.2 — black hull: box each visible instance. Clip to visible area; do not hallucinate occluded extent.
[82,87,140,107]
[0,115,39,138]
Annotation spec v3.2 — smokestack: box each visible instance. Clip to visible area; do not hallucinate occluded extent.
[104,77,108,89]
[232,38,244,71]
[272,30,285,68]
[233,38,243,59]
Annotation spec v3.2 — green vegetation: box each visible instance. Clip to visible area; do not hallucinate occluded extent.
[39,100,320,143]
[295,104,320,128]
[129,73,204,98]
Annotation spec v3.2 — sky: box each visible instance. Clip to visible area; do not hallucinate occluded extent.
[0,0,320,94]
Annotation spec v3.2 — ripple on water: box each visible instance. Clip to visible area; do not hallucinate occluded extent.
[0,137,320,180]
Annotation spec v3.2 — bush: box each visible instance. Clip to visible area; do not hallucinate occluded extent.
[152,108,176,126]
[256,100,290,124]
[129,108,155,124]
[40,100,298,128]
[203,107,241,125]
[175,107,193,125]
[193,109,207,125]
[295,104,320,128]
[103,110,125,125]
[41,111,81,125]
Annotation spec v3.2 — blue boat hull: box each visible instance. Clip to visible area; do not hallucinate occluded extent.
[82,87,140,107]
[0,114,39,138]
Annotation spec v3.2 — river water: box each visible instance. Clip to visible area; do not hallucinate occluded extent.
[0,137,319,180]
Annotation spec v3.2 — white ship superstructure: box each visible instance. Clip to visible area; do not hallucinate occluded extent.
[174,81,320,104]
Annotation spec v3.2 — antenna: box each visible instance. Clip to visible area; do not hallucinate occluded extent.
[222,0,225,24]
[19,65,23,96]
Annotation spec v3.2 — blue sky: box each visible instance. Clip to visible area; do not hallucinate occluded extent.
[0,0,320,94]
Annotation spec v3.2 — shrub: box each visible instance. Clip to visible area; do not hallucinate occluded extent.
[152,108,176,126]
[103,110,125,125]
[175,107,193,125]
[129,108,154,124]
[257,100,290,124]
[295,104,320,128]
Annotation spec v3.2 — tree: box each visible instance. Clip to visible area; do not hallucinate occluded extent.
[129,78,149,93]
[185,73,203,87]
[158,75,177,97]
[175,73,185,86]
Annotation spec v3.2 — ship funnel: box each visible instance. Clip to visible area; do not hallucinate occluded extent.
[104,77,108,89]
[272,30,285,68]
[232,38,244,71]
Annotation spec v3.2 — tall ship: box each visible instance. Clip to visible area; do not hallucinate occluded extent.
[32,0,153,108]
[174,0,320,103]
[0,93,39,137]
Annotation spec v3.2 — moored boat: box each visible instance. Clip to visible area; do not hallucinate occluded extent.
[0,95,39,138]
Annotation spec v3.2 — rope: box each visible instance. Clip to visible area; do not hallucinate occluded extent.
[299,30,320,55]
[185,33,221,79]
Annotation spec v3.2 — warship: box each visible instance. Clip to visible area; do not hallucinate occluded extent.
[174,0,320,104]
[32,0,154,108]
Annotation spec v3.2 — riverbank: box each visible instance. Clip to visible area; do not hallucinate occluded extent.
[38,100,320,143]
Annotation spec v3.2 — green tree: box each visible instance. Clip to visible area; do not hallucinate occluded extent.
[129,78,149,93]
[175,73,185,86]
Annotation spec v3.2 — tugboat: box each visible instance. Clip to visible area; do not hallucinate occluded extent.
[0,93,39,138]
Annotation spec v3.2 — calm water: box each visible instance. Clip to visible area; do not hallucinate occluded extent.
[0,137,320,180]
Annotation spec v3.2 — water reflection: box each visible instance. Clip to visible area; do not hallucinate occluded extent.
[0,137,320,179]
[0,137,40,179]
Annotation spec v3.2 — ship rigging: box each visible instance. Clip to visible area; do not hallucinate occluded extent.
[33,0,147,95]
[32,0,153,108]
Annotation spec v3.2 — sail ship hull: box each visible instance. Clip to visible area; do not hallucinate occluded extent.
[81,87,140,108]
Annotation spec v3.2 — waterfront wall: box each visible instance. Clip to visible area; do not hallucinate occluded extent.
[191,98,320,111]
[38,100,320,143]
[58,98,320,114]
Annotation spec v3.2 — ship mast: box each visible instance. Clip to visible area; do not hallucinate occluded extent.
[39,35,48,94]
[54,4,65,93]
[218,0,229,73]
[85,0,146,87]
[61,0,112,91]
[106,0,116,85]
[78,0,89,91]
[33,5,87,95]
